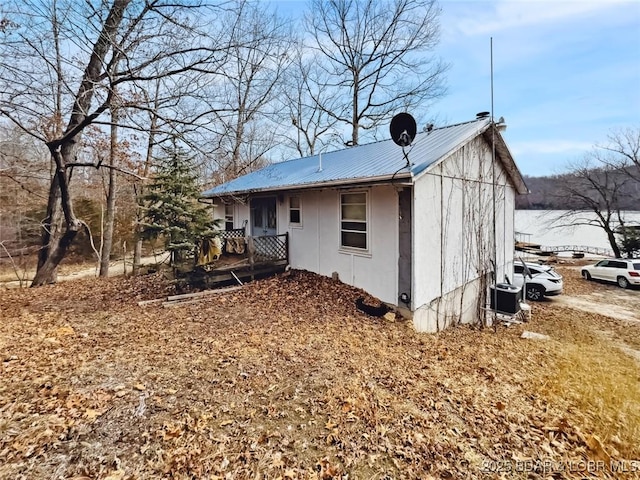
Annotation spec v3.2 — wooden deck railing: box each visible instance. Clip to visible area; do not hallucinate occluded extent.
[183,232,289,288]
[248,233,288,264]
[218,227,245,240]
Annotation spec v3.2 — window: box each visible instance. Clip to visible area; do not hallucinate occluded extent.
[224,205,234,231]
[340,192,367,250]
[289,196,301,225]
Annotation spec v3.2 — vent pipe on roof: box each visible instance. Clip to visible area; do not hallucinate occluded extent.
[317,152,323,172]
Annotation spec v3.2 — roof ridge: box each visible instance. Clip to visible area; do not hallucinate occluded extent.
[433,118,487,130]
[271,118,486,164]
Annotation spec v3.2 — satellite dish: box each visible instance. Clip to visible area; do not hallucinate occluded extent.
[390,113,417,147]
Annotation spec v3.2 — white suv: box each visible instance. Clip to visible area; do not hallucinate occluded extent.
[581,259,640,289]
[512,262,564,301]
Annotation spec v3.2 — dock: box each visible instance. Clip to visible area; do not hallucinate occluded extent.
[515,242,614,258]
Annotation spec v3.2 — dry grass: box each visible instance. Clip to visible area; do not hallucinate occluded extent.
[528,268,640,464]
[532,306,640,460]
[555,342,640,456]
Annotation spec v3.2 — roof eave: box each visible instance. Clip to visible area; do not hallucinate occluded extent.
[201,172,414,199]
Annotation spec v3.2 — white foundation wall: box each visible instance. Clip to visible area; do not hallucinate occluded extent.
[282,185,399,305]
[413,277,485,332]
[413,137,516,332]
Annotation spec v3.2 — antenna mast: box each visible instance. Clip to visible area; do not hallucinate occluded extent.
[491,37,494,123]
[490,36,498,328]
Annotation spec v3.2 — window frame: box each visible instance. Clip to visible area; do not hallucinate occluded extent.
[224,204,234,231]
[288,195,302,227]
[339,190,369,252]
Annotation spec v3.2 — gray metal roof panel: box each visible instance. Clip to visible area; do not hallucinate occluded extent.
[202,118,491,197]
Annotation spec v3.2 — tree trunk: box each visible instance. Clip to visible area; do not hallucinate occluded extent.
[32,146,82,286]
[605,227,622,258]
[99,105,118,276]
[132,238,143,275]
[133,103,158,275]
[35,171,64,284]
[32,228,80,286]
[351,75,359,146]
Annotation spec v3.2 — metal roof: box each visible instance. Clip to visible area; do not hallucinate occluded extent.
[202,117,522,198]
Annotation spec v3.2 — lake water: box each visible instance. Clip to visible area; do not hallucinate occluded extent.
[515,210,640,251]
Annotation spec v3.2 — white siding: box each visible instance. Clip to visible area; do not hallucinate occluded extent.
[212,204,224,224]
[413,136,516,332]
[235,203,250,229]
[281,185,398,305]
[212,202,249,230]
[412,172,441,312]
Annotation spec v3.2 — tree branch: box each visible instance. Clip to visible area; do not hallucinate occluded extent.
[66,162,147,180]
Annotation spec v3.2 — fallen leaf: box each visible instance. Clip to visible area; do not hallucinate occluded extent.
[84,409,100,421]
[55,325,75,336]
[270,451,285,469]
[103,470,125,480]
[586,434,611,463]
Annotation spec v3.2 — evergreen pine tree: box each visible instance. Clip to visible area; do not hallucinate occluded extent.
[141,143,216,266]
[618,226,640,258]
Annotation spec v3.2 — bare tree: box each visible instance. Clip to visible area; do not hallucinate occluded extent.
[0,126,50,281]
[0,0,237,286]
[552,155,635,258]
[280,45,342,157]
[208,0,292,180]
[305,0,448,146]
[599,126,640,183]
[99,100,119,277]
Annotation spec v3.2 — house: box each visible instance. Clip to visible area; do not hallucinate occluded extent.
[201,117,528,332]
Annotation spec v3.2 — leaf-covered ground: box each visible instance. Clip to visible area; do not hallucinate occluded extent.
[1,269,639,479]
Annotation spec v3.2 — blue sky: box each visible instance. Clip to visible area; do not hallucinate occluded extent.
[435,0,640,176]
[271,0,640,176]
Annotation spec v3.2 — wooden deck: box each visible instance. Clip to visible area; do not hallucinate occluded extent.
[179,233,289,289]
